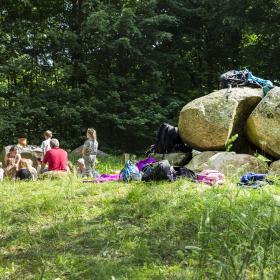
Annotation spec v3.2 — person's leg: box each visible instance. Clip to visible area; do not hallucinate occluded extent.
[92,156,99,178]
[83,157,93,178]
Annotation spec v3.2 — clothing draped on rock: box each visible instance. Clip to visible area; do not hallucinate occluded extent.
[246,70,274,95]
[146,123,190,155]
[220,68,273,95]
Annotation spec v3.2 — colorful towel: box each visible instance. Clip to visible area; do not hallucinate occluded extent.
[136,157,157,172]
[197,170,225,185]
[83,174,120,183]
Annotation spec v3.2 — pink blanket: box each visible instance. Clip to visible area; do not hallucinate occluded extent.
[95,174,120,183]
[83,174,120,183]
[197,170,225,185]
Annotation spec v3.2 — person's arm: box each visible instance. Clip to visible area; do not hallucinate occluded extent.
[94,141,98,155]
[15,153,21,164]
[82,146,86,157]
[14,154,21,171]
[41,162,46,171]
[41,141,47,157]
[4,155,8,168]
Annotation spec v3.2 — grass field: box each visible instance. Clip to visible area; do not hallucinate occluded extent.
[1,157,280,279]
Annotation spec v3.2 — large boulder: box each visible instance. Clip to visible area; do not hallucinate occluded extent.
[186,152,268,176]
[246,87,280,159]
[268,160,280,176]
[70,145,109,158]
[178,87,263,152]
[186,151,219,171]
[2,145,43,167]
[151,152,192,166]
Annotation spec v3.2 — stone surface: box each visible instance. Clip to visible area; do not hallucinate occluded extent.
[186,151,268,176]
[186,151,219,171]
[268,160,280,176]
[178,87,263,152]
[70,145,109,158]
[247,87,280,159]
[2,145,43,167]
[151,152,192,166]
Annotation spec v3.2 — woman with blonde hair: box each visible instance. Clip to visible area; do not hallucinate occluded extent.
[82,128,98,178]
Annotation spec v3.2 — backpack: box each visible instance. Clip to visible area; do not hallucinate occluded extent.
[220,70,247,88]
[219,69,273,95]
[120,160,142,182]
[142,160,175,182]
[238,172,274,188]
[174,166,196,181]
[136,157,157,172]
[146,123,190,155]
[241,173,266,184]
[197,170,225,185]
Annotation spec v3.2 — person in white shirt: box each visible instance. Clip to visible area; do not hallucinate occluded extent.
[41,130,52,159]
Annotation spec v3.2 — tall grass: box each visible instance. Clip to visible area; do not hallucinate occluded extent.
[0,157,280,279]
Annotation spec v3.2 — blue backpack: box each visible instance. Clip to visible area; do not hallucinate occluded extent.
[241,173,266,184]
[120,160,142,182]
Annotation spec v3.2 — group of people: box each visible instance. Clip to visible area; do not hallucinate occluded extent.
[0,128,98,181]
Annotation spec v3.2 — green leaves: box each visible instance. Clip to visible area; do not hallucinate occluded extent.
[0,0,280,152]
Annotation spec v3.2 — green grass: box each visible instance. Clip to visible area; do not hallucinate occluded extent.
[1,157,280,279]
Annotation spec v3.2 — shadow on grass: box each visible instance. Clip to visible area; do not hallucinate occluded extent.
[2,182,280,279]
[1,183,197,279]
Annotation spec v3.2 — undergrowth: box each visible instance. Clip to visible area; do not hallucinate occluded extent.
[1,157,280,279]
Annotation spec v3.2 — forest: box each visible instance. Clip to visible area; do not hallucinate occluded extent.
[1,0,279,152]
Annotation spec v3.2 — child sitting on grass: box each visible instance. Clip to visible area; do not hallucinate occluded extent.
[15,159,32,181]
[77,158,85,176]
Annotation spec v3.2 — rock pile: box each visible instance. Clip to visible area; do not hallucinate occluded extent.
[175,86,280,176]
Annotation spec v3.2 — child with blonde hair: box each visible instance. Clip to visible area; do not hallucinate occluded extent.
[82,128,98,178]
[15,159,32,180]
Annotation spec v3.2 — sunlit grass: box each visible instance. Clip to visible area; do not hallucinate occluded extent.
[0,157,280,279]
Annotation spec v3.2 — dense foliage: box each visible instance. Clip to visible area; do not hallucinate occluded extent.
[1,0,280,152]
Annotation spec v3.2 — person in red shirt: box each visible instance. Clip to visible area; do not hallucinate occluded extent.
[42,138,68,172]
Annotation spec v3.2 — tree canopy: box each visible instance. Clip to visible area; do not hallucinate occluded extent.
[1,0,279,152]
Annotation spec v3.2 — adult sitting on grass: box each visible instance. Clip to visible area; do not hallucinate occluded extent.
[4,146,21,178]
[41,139,68,176]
